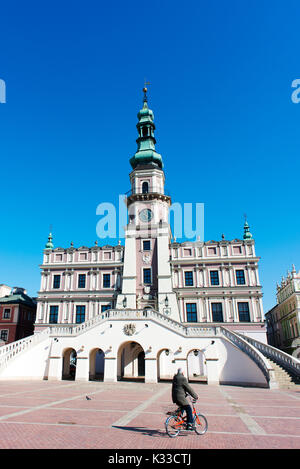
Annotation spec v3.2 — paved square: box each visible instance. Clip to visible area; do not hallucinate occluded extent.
[0,380,299,449]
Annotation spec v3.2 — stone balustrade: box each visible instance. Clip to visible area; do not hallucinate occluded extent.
[237,333,300,377]
[49,308,217,338]
[0,328,50,373]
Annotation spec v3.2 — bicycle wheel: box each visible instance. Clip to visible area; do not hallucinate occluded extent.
[193,413,208,435]
[165,415,182,438]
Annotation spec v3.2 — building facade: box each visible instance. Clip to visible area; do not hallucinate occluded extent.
[0,286,36,344]
[36,91,264,334]
[18,89,268,386]
[266,265,300,358]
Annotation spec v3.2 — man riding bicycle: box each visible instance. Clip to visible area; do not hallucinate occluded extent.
[171,368,198,431]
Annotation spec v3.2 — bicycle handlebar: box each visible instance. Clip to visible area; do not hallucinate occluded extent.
[188,397,198,404]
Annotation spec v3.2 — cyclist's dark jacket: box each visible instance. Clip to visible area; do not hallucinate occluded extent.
[171,372,198,406]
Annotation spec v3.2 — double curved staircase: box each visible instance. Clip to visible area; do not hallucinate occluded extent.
[0,309,299,388]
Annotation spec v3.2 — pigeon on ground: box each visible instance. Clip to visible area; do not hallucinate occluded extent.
[86,396,92,400]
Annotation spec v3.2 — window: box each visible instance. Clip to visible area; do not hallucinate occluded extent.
[53,275,61,289]
[104,251,111,260]
[3,308,11,319]
[0,330,8,342]
[142,181,149,194]
[49,305,59,324]
[55,254,62,262]
[238,302,250,322]
[103,274,111,288]
[184,271,194,286]
[233,246,242,255]
[236,270,245,285]
[101,304,111,313]
[211,303,223,322]
[184,249,192,256]
[143,240,151,251]
[76,305,85,324]
[78,274,86,288]
[143,268,151,284]
[210,271,219,285]
[208,247,216,255]
[80,252,87,261]
[186,303,197,322]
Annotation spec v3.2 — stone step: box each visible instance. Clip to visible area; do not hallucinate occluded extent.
[267,358,300,387]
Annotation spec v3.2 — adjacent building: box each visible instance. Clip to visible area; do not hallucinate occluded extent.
[0,286,37,344]
[266,265,300,358]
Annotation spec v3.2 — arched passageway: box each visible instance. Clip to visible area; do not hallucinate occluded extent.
[157,348,175,381]
[187,349,207,383]
[62,348,77,380]
[89,348,105,381]
[117,341,145,382]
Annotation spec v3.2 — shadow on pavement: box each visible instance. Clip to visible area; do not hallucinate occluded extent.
[112,425,186,438]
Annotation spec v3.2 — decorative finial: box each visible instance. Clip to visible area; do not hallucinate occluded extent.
[143,80,150,102]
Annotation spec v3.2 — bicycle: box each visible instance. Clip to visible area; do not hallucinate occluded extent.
[165,398,208,438]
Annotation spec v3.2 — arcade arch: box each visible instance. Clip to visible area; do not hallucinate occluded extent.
[117,341,145,381]
[89,348,105,381]
[187,349,207,383]
[157,348,175,381]
[62,348,77,380]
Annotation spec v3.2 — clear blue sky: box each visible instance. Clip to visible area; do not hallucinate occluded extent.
[0,0,299,313]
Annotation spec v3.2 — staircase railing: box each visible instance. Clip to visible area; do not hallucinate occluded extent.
[219,326,276,387]
[236,333,300,378]
[49,309,217,338]
[0,328,50,374]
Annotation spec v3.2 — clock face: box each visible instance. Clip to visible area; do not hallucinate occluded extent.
[139,208,153,222]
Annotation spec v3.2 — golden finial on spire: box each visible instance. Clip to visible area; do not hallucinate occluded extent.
[143,80,150,101]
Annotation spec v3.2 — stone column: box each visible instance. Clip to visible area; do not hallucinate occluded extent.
[206,358,220,385]
[48,356,62,380]
[205,343,219,385]
[104,357,117,382]
[75,356,89,381]
[145,357,157,383]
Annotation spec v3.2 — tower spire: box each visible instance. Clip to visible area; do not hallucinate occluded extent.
[45,226,54,250]
[129,85,163,170]
[243,214,253,240]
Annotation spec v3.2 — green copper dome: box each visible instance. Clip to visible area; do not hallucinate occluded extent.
[137,100,154,121]
[45,232,54,249]
[130,91,163,169]
[243,220,253,240]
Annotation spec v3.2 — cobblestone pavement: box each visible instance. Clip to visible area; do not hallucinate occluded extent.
[0,380,299,450]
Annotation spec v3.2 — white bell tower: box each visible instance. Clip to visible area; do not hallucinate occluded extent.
[116,88,180,321]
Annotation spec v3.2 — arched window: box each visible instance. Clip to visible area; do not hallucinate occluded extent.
[142,181,149,194]
[142,127,148,137]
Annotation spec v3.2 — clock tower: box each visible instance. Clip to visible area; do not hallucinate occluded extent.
[116,88,180,321]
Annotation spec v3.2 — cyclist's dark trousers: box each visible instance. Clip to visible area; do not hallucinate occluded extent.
[181,405,193,424]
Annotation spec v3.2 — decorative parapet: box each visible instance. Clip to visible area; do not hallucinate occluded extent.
[237,333,300,378]
[49,309,216,338]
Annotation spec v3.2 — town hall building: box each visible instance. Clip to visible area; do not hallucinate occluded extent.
[2,88,290,389]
